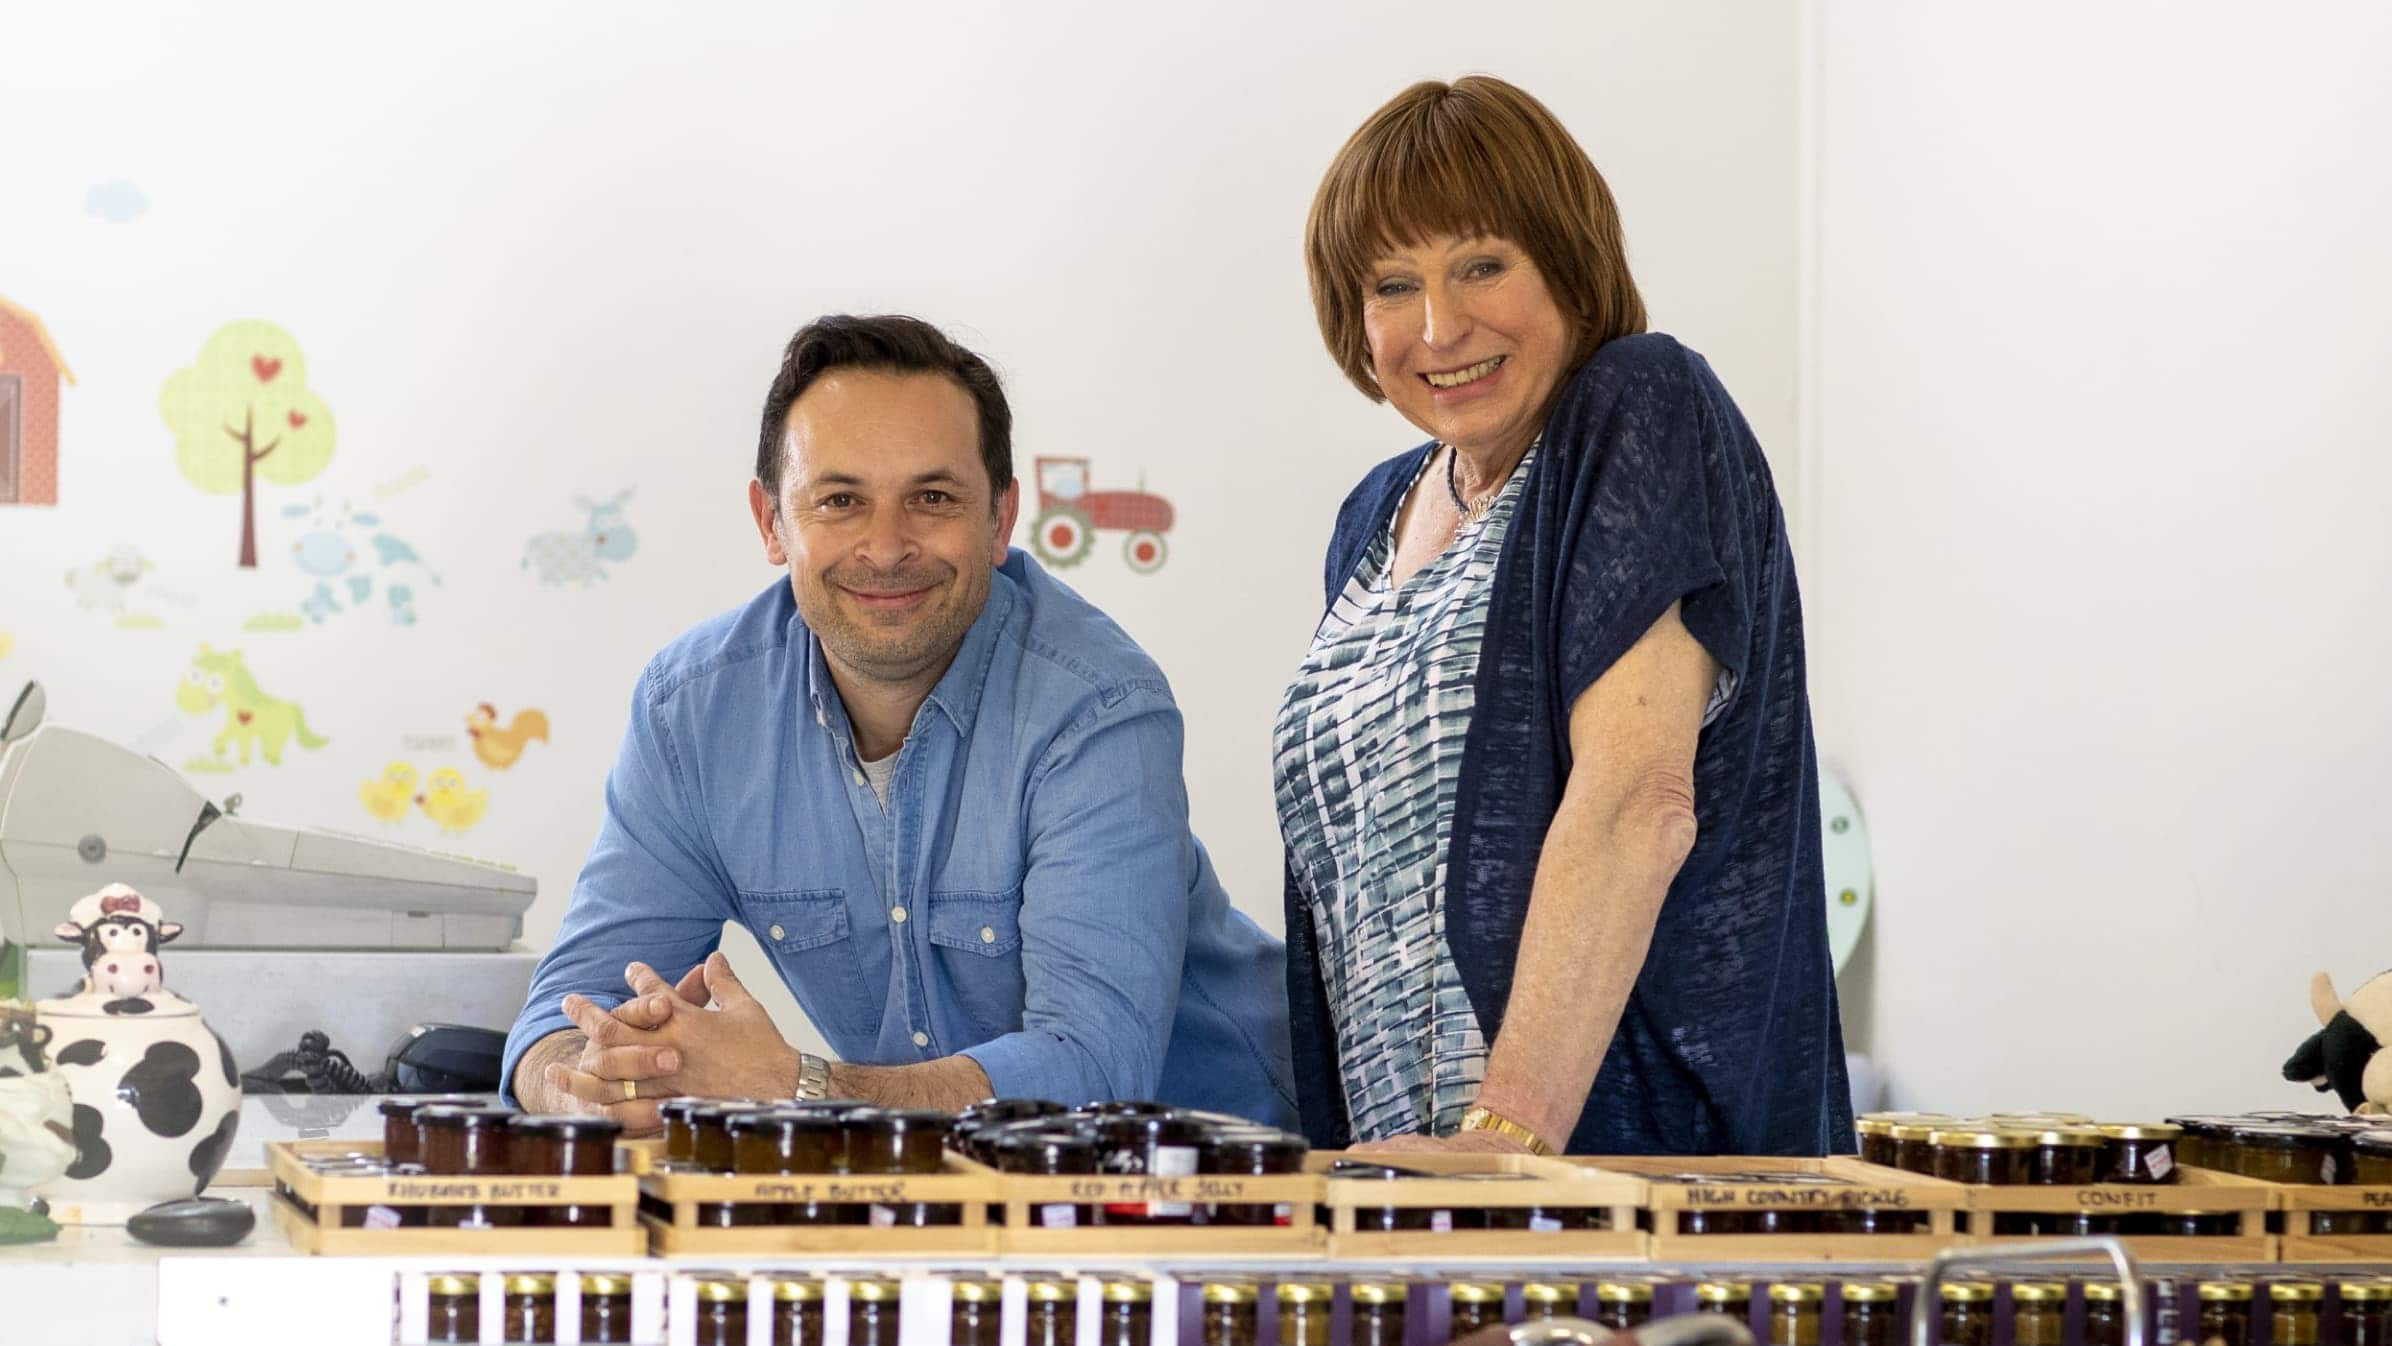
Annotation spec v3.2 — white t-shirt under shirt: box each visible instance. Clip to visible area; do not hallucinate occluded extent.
[860,747,898,810]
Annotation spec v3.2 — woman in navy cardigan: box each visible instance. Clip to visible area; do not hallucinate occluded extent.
[1273,75,1853,1158]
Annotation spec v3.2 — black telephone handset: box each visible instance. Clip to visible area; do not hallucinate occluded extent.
[385,1022,509,1093]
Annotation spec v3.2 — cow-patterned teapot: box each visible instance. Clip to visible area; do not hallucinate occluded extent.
[34,884,242,1224]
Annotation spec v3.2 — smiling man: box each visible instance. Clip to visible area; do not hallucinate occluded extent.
[503,314,1295,1127]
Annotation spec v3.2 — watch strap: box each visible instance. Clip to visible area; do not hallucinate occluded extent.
[1458,1105,1555,1156]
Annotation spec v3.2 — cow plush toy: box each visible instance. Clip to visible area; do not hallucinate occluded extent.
[53,883,183,1016]
[2283,970,2392,1115]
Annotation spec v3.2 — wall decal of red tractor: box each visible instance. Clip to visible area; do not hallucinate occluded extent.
[1027,456,1174,574]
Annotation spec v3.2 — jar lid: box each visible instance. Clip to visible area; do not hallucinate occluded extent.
[2082,1284,2125,1304]
[2030,1128,2106,1147]
[690,1100,774,1123]
[1448,1282,1503,1305]
[772,1278,824,1303]
[849,1279,902,1304]
[427,1274,480,1296]
[504,1274,556,1296]
[1203,1282,1259,1305]
[1596,1281,1655,1304]
[1769,1284,1825,1306]
[1841,1283,1900,1306]
[691,1278,744,1304]
[1201,1129,1309,1162]
[1940,1282,1996,1304]
[1521,1283,1579,1306]
[1349,1282,1404,1306]
[2339,1283,2392,1303]
[1860,1111,1956,1126]
[729,1108,839,1135]
[957,1098,1067,1124]
[2096,1123,2183,1142]
[1277,1283,1334,1305]
[2231,1125,2329,1150]
[581,1274,632,1296]
[509,1113,624,1138]
[1886,1123,1941,1142]
[845,1107,954,1136]
[2197,1282,2255,1302]
[991,1129,1099,1172]
[949,1280,1001,1305]
[1991,1112,2095,1126]
[1930,1129,2036,1149]
[1696,1282,1753,1303]
[2270,1283,2325,1304]
[2011,1283,2067,1305]
[415,1104,514,1129]
[2353,1130,2392,1155]
[1027,1281,1077,1304]
[656,1097,705,1122]
[1104,1281,1154,1305]
[379,1094,483,1118]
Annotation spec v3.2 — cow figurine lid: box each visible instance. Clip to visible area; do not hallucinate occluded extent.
[39,883,194,1020]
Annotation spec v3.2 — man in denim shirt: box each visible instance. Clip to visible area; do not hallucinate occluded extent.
[505,315,1295,1128]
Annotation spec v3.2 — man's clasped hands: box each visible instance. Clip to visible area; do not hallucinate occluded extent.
[538,953,803,1133]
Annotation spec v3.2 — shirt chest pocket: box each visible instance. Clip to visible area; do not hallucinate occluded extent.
[924,887,1025,1033]
[926,888,1023,958]
[738,887,880,1045]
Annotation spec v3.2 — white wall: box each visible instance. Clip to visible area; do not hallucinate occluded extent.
[1809,3,2392,1117]
[0,2,1798,1059]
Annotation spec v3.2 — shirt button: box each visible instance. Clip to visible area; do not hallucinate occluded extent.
[890,906,908,923]
[814,708,825,726]
[852,769,867,786]
[911,1031,929,1047]
[768,924,786,941]
[979,926,996,944]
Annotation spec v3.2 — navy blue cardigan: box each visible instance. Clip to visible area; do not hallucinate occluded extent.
[1284,333,1854,1156]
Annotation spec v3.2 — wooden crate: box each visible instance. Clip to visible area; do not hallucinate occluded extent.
[1954,1164,2276,1261]
[1314,1151,1645,1259]
[2253,1174,2392,1261]
[267,1139,644,1255]
[995,1169,1325,1255]
[1588,1155,1963,1262]
[638,1154,1002,1256]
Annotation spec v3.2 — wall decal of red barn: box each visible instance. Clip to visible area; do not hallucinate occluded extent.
[0,295,76,506]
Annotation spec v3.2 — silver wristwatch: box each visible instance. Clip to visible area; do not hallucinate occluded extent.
[793,1051,832,1101]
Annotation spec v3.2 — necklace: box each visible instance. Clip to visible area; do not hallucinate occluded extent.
[1443,439,1533,525]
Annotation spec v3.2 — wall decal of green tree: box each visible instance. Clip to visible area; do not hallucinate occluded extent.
[160,321,336,569]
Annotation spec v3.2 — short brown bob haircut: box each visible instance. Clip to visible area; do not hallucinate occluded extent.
[1305,75,1648,402]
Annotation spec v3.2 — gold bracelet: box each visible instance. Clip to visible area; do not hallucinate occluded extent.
[1459,1105,1555,1156]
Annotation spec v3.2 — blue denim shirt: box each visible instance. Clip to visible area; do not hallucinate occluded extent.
[503,550,1297,1125]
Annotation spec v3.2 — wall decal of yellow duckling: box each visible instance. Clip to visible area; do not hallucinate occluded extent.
[359,761,417,825]
[415,766,488,834]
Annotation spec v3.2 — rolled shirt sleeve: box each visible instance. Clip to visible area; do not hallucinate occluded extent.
[501,666,737,1102]
[961,689,1193,1104]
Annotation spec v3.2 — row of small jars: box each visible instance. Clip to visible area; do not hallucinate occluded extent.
[2171,1113,2392,1186]
[1694,1277,2392,1346]
[658,1097,960,1228]
[363,1099,622,1228]
[1857,1112,2183,1185]
[957,1098,1309,1227]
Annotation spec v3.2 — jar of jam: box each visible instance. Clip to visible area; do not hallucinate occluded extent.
[2336,1281,2392,1346]
[953,1099,1067,1161]
[1099,1113,1207,1224]
[1202,1128,1308,1226]
[948,1279,1000,1346]
[510,1114,622,1226]
[2353,1132,2392,1185]
[731,1107,844,1226]
[1448,1282,1505,1338]
[1028,1280,1079,1346]
[1593,1281,1653,1333]
[1100,1279,1156,1346]
[2028,1128,2106,1185]
[2230,1125,2343,1184]
[1939,1281,1996,1346]
[1521,1283,1578,1324]
[690,1101,771,1173]
[693,1277,748,1346]
[427,1273,480,1344]
[1203,1281,1260,1346]
[1770,1284,1825,1346]
[993,1125,1103,1229]
[2096,1123,2183,1183]
[1931,1129,2036,1185]
[1856,1115,1896,1165]
[1698,1281,1754,1322]
[1840,1282,1900,1346]
[2270,1283,2325,1346]
[501,1273,556,1344]
[1350,1281,1406,1346]
[2083,1282,2127,1346]
[1890,1123,1943,1176]
[842,1108,955,1226]
[416,1105,518,1227]
[2010,1283,2066,1346]
[2196,1281,2254,1346]
[2167,1116,2237,1170]
[580,1273,635,1344]
[849,1278,903,1346]
[380,1095,480,1167]
[659,1097,705,1165]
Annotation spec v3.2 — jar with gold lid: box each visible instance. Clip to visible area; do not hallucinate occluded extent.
[379,1094,480,1167]
[1839,1282,1901,1346]
[1698,1281,1754,1321]
[1202,1281,1261,1346]
[1993,1112,2096,1128]
[657,1096,704,1165]
[580,1273,634,1345]
[427,1273,480,1344]
[2229,1125,2343,1184]
[945,1279,998,1346]
[1027,1279,1078,1346]
[2336,1281,2392,1346]
[1931,1129,2037,1185]
[2027,1128,2106,1185]
[500,1273,555,1344]
[2353,1132,2392,1186]
[2196,1280,2254,1346]
[2083,1282,2128,1346]
[1350,1281,1406,1346]
[2011,1282,2067,1346]
[1889,1123,1941,1176]
[1520,1283,1578,1324]
[1448,1282,1505,1338]
[509,1114,621,1226]
[2268,1282,2326,1346]
[1939,1281,1996,1346]
[1592,1281,1653,1334]
[1769,1283,1825,1346]
[2100,1123,2183,1184]
[1100,1279,1154,1346]
[848,1277,903,1346]
[416,1106,517,1227]
[691,1276,748,1346]
[1278,1281,1333,1346]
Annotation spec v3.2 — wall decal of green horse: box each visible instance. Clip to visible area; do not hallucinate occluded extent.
[174,644,329,766]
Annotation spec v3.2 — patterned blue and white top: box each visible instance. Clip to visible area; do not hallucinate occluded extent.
[1270,446,1534,1141]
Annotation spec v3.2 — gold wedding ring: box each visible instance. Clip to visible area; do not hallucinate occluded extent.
[622,1078,637,1102]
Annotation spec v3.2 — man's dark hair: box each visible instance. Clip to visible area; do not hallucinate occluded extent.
[755,314,1013,508]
